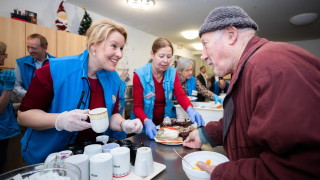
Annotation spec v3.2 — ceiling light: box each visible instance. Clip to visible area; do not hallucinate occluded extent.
[127,0,155,10]
[289,13,318,26]
[181,30,198,40]
[192,43,203,51]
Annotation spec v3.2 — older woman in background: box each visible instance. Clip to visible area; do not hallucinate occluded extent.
[132,38,205,139]
[176,57,222,103]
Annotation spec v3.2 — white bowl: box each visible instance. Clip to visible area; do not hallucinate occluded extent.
[182,151,229,180]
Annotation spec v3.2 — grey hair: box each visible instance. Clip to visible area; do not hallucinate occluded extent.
[176,57,194,72]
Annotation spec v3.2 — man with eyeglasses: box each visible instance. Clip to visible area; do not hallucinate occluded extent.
[14,33,55,99]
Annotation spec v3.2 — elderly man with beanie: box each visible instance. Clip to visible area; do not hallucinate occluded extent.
[183,6,320,179]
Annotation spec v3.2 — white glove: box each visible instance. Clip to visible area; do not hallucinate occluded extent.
[121,119,143,134]
[55,109,91,132]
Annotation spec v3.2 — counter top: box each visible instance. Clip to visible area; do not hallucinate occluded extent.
[127,133,200,180]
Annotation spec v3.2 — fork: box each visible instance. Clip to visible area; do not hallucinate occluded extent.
[172,148,193,169]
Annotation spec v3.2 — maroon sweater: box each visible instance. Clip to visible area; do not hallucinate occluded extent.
[206,36,320,179]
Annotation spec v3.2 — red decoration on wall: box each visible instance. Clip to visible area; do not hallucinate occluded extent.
[55,0,69,31]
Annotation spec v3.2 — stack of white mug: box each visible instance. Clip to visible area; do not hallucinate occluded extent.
[62,107,154,180]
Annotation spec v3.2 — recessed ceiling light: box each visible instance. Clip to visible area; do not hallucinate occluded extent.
[289,13,318,26]
[181,30,198,40]
[192,43,203,50]
[127,0,155,10]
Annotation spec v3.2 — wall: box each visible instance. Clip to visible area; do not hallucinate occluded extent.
[1,0,318,83]
[0,0,195,85]
[288,39,320,58]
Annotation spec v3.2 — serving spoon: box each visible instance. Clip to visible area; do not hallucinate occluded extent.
[172,148,193,169]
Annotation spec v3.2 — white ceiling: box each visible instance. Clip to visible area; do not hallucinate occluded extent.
[67,0,320,50]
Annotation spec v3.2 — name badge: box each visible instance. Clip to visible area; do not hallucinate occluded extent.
[191,90,198,96]
[144,92,155,99]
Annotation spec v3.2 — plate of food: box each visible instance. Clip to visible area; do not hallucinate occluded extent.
[154,127,183,145]
[187,96,197,101]
[155,116,196,145]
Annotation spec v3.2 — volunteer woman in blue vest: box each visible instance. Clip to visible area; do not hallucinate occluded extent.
[176,57,222,103]
[0,41,20,173]
[132,38,205,139]
[17,20,143,165]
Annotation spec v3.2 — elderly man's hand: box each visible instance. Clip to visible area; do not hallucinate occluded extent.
[183,130,202,148]
[197,161,216,174]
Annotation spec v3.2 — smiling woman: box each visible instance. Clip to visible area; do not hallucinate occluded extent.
[17,19,144,165]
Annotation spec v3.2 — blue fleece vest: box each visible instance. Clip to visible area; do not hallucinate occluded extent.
[186,76,197,97]
[132,63,176,119]
[16,53,55,90]
[0,82,20,140]
[20,49,121,164]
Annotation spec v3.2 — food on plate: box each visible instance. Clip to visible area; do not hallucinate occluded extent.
[187,96,197,101]
[178,126,196,139]
[175,118,192,127]
[155,127,183,144]
[159,116,195,140]
[162,116,173,126]
[193,159,216,171]
[156,127,179,139]
[209,103,223,109]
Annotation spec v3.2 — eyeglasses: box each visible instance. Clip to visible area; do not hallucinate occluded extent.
[0,54,8,58]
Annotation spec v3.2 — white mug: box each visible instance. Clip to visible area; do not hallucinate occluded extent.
[102,143,120,153]
[65,154,90,180]
[90,153,113,180]
[134,147,154,177]
[110,147,130,178]
[84,144,102,158]
[89,108,109,133]
[96,135,109,144]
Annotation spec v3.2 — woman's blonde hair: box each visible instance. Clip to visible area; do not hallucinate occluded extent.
[0,41,7,55]
[86,19,128,51]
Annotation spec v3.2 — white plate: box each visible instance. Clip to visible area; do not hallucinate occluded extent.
[114,161,166,180]
[154,137,183,146]
[187,96,197,101]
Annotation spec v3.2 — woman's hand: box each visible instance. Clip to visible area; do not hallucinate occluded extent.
[121,119,143,133]
[55,109,91,132]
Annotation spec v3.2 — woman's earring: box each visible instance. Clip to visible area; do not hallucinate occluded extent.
[92,51,96,56]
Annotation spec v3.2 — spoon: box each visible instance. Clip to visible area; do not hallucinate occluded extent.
[172,148,193,169]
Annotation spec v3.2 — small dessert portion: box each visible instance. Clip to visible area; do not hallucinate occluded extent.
[162,116,173,126]
[159,115,195,140]
[155,127,183,144]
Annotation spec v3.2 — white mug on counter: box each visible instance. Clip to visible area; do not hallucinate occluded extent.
[84,144,102,158]
[110,147,130,178]
[134,147,154,177]
[89,108,109,133]
[96,135,109,144]
[102,143,120,153]
[90,153,113,180]
[64,154,90,180]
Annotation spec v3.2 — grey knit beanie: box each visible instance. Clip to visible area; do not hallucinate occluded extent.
[199,6,258,37]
